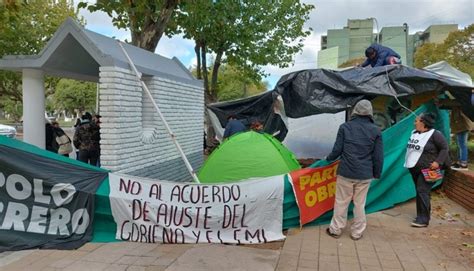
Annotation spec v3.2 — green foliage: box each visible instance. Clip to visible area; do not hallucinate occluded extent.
[0,0,79,118]
[216,65,268,101]
[0,98,22,122]
[191,63,268,101]
[53,79,97,114]
[414,24,474,77]
[78,0,179,51]
[177,0,314,81]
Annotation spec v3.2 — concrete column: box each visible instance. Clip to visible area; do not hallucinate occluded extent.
[22,69,45,148]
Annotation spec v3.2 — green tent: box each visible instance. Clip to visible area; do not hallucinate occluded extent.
[198,131,301,183]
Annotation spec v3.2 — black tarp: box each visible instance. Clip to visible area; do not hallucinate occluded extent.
[208,91,288,141]
[275,65,472,118]
[208,64,473,141]
[0,143,108,252]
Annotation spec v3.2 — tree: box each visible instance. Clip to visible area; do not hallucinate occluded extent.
[414,24,473,77]
[52,79,97,115]
[78,0,179,52]
[0,0,79,115]
[215,64,268,101]
[175,0,313,103]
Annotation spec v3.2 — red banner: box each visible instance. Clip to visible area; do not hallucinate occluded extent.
[289,161,340,227]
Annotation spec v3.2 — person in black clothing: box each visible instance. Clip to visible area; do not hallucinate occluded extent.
[45,122,58,153]
[73,112,100,166]
[73,118,81,160]
[404,112,449,227]
[92,114,102,167]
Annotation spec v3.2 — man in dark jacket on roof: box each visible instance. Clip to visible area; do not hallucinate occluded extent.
[325,99,384,241]
[361,43,402,67]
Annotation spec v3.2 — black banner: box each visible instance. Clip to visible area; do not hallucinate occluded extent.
[0,144,107,252]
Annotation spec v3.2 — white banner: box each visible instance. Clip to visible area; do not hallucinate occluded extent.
[109,173,285,244]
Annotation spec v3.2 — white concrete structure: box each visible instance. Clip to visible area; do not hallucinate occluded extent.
[22,69,45,148]
[0,18,204,181]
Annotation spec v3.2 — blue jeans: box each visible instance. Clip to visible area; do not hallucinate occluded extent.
[456,131,468,164]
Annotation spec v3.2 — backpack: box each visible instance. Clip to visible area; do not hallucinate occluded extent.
[56,133,73,154]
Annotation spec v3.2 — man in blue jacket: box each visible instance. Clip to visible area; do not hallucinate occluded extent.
[325,99,384,240]
[223,115,246,139]
[361,43,402,67]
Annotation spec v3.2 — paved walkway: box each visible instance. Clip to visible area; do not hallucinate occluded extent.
[0,194,472,271]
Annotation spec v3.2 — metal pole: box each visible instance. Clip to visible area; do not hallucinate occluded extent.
[403,23,409,65]
[117,41,201,183]
[373,18,380,43]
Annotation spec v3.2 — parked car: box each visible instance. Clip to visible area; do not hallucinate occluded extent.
[0,124,17,138]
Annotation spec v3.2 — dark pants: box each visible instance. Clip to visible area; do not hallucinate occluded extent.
[78,149,99,166]
[409,168,435,224]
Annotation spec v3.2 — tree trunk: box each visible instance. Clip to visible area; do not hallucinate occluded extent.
[194,41,202,79]
[210,50,223,99]
[130,0,179,52]
[201,43,213,104]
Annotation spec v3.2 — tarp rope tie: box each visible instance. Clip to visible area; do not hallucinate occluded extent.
[384,66,418,118]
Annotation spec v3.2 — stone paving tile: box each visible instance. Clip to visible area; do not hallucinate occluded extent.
[48,258,77,268]
[65,260,110,271]
[117,255,140,265]
[1,198,473,270]
[338,256,359,264]
[133,256,158,266]
[151,256,178,266]
[126,266,146,271]
[400,261,426,271]
[360,264,383,271]
[318,261,338,271]
[340,262,360,271]
[275,262,298,271]
[357,257,381,268]
[84,252,124,263]
[144,265,168,271]
[77,242,104,252]
[104,263,129,271]
[298,259,317,269]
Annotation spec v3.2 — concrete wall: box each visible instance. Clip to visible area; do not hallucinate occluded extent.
[348,19,374,60]
[327,29,349,64]
[380,26,408,65]
[423,24,458,44]
[98,66,204,182]
[317,47,340,69]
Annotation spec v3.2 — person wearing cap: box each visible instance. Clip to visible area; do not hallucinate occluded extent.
[360,43,402,68]
[404,112,449,227]
[325,99,384,240]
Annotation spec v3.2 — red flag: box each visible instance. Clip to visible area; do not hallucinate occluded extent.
[289,161,339,227]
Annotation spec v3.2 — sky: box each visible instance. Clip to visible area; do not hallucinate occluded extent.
[77,0,473,89]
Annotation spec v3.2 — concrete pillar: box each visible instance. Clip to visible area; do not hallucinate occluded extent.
[22,69,45,148]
